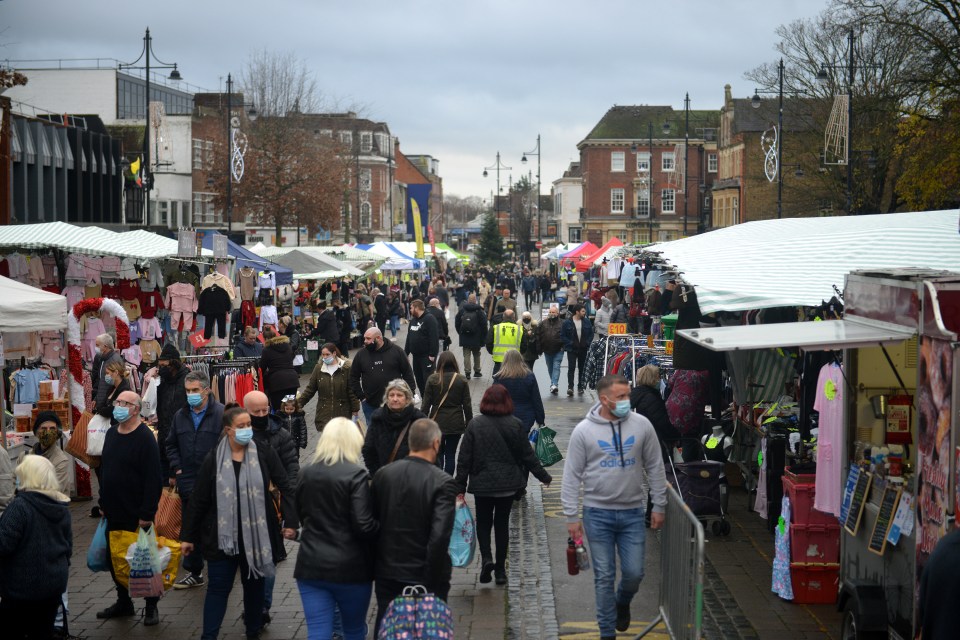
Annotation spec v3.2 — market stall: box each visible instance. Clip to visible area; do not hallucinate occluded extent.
[254,244,386,276]
[574,237,624,272]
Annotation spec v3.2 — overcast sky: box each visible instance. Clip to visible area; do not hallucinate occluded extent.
[3,0,831,200]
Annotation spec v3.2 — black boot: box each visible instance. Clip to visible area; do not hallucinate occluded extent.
[144,602,160,626]
[494,568,507,585]
[479,556,495,584]
[97,599,135,619]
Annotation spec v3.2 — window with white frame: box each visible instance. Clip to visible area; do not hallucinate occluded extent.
[205,141,214,171]
[636,191,650,217]
[360,201,372,228]
[339,131,352,146]
[662,151,675,172]
[158,201,169,225]
[616,230,628,243]
[360,168,372,192]
[611,151,625,172]
[569,227,582,243]
[661,188,676,213]
[636,152,650,172]
[704,193,712,210]
[708,153,718,173]
[360,132,373,153]
[192,140,203,170]
[610,188,625,213]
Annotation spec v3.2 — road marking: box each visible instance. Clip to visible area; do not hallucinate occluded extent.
[560,620,670,638]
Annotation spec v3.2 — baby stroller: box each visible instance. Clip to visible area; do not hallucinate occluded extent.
[664,447,731,536]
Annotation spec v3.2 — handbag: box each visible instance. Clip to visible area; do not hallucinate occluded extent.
[127,526,164,599]
[65,411,96,466]
[86,414,112,457]
[428,375,456,421]
[292,354,305,367]
[378,585,454,640]
[155,487,182,540]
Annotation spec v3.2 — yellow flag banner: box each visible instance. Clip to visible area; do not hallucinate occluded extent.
[411,198,425,259]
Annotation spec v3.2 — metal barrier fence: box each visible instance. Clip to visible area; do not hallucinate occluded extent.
[636,484,705,640]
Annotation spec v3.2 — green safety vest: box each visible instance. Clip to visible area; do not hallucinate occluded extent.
[492,322,522,363]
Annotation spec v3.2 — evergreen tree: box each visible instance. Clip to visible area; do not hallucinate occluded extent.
[476,212,503,266]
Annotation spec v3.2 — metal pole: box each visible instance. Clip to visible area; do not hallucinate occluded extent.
[777,58,784,219]
[355,129,360,243]
[683,93,689,235]
[846,28,854,215]
[143,29,151,228]
[226,73,233,234]
[648,122,654,243]
[537,135,541,265]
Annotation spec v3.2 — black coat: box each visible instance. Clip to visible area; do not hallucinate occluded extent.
[374,294,388,321]
[0,491,72,601]
[252,414,300,488]
[294,461,378,583]
[198,285,232,316]
[630,385,680,444]
[349,338,416,408]
[371,457,458,589]
[454,302,488,349]
[166,400,226,494]
[425,306,449,341]
[362,403,426,476]
[455,414,551,495]
[310,309,340,344]
[405,312,439,357]
[156,364,189,438]
[91,349,124,414]
[182,441,298,564]
[261,335,300,392]
[536,317,564,354]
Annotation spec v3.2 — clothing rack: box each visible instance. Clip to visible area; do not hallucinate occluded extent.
[603,334,646,386]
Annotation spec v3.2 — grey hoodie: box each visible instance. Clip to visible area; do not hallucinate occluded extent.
[561,403,667,521]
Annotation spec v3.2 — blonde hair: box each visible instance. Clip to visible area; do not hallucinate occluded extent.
[16,454,61,493]
[636,364,661,388]
[312,417,364,466]
[495,349,530,380]
[106,361,130,379]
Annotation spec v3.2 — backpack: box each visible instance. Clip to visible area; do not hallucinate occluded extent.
[460,309,481,336]
[378,585,454,639]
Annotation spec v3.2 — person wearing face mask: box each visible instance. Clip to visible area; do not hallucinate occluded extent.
[536,304,565,395]
[91,333,123,421]
[561,375,667,640]
[243,390,299,625]
[299,343,360,431]
[167,371,225,591]
[23,411,73,497]
[155,344,189,481]
[181,406,298,640]
[350,328,415,429]
[96,361,133,421]
[97,390,164,626]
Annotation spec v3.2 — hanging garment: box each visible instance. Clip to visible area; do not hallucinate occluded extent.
[259,305,278,331]
[139,289,165,319]
[100,256,121,280]
[122,298,142,321]
[164,282,198,335]
[100,281,120,300]
[137,317,163,341]
[240,300,257,330]
[14,368,51,404]
[139,261,165,292]
[813,363,845,516]
[82,317,106,362]
[118,257,139,280]
[84,283,102,299]
[755,437,769,519]
[64,254,86,281]
[771,495,794,600]
[238,267,257,301]
[666,369,710,435]
[198,284,233,340]
[256,270,276,292]
[6,253,29,282]
[27,256,45,287]
[139,340,162,364]
[39,331,63,367]
[118,279,141,300]
[83,256,104,285]
[201,272,236,300]
[63,285,85,310]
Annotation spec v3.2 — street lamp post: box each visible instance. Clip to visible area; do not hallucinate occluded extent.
[120,28,181,228]
[483,151,512,254]
[522,134,541,257]
[752,58,786,219]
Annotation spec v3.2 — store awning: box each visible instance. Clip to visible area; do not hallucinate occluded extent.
[676,317,916,352]
[0,275,68,331]
[114,230,216,259]
[200,234,293,285]
[268,249,364,278]
[0,222,214,260]
[640,210,960,314]
[561,241,598,264]
[575,238,624,272]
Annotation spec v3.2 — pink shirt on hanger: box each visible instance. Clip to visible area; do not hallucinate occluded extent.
[813,363,845,516]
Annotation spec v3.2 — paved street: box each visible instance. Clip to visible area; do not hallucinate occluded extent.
[61,295,841,639]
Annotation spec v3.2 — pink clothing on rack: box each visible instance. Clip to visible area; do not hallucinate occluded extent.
[122,345,142,366]
[164,282,199,313]
[64,254,86,281]
[39,331,63,367]
[84,256,104,284]
[813,363,845,517]
[41,256,58,285]
[6,253,28,282]
[27,256,45,287]
[137,317,163,341]
[63,286,85,311]
[82,317,106,362]
[101,256,121,279]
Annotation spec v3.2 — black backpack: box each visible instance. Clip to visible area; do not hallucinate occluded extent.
[460,309,481,335]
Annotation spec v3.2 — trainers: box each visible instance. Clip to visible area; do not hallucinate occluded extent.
[474,371,482,379]
[550,385,558,395]
[479,560,495,584]
[173,572,205,589]
[96,600,135,619]
[494,569,507,585]
[262,609,272,625]
[578,387,585,396]
[464,371,471,379]
[567,388,574,397]
[144,603,160,626]
[616,603,631,631]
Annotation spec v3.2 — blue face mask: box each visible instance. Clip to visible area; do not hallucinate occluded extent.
[322,356,336,365]
[113,406,130,422]
[104,375,114,386]
[187,393,204,407]
[233,427,254,445]
[612,399,632,418]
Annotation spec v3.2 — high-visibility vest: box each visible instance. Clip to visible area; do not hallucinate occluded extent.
[492,322,522,363]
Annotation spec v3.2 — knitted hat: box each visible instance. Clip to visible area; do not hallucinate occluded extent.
[159,343,181,362]
[33,410,62,434]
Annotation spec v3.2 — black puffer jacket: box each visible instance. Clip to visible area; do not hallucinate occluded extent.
[310,309,340,344]
[261,335,300,392]
[454,302,487,349]
[362,403,427,476]
[0,491,72,600]
[455,414,551,496]
[294,460,378,583]
[630,385,680,445]
[252,413,300,488]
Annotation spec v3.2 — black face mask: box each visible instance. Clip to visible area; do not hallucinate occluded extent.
[251,414,270,430]
[365,342,378,352]
[158,365,174,380]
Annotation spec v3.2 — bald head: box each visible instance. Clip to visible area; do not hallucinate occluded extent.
[429,298,441,308]
[244,391,269,417]
[364,327,384,349]
[116,390,141,426]
[468,293,477,303]
[503,309,516,322]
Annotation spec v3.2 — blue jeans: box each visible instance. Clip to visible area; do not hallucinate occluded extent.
[202,554,265,639]
[361,400,376,429]
[389,315,400,337]
[297,579,372,640]
[264,574,275,610]
[544,351,563,387]
[582,506,647,637]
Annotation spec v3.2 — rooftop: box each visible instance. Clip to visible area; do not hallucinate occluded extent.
[580,105,720,146]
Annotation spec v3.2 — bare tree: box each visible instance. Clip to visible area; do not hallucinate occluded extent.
[240,50,323,117]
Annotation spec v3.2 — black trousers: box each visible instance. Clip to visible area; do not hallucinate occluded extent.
[375,577,450,637]
[268,387,299,412]
[474,495,515,570]
[0,596,62,640]
[412,356,434,395]
[524,291,535,308]
[566,349,587,390]
[203,313,227,339]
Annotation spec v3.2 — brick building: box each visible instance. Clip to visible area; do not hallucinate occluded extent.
[578,105,719,245]
[395,146,444,244]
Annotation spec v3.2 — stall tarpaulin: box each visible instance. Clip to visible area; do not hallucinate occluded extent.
[362,242,426,270]
[199,233,293,285]
[541,243,577,260]
[560,241,599,266]
[254,245,386,275]
[575,238,624,272]
[0,276,69,332]
[0,222,216,260]
[264,249,364,278]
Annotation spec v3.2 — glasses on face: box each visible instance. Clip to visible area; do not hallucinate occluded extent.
[113,400,138,409]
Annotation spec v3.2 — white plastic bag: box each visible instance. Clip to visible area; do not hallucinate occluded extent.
[86,414,112,456]
[293,354,304,367]
[140,377,160,420]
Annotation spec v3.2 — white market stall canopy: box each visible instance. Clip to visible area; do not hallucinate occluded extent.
[363,242,426,270]
[642,210,960,314]
[0,275,68,331]
[253,245,376,276]
[0,222,214,260]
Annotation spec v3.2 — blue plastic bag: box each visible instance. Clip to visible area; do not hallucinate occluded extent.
[87,518,110,572]
[448,495,476,568]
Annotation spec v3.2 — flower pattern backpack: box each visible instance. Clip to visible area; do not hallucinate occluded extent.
[377,585,454,639]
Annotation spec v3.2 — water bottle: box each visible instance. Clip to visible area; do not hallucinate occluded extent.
[575,538,591,571]
[566,538,580,575]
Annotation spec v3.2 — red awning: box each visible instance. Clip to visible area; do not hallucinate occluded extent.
[559,241,598,266]
[574,238,625,272]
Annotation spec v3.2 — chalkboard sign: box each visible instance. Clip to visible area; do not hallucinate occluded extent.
[843,469,873,535]
[839,466,860,524]
[869,484,902,555]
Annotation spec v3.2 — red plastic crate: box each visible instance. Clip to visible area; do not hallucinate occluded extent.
[784,466,816,485]
[782,475,836,526]
[790,523,841,563]
[790,563,839,605]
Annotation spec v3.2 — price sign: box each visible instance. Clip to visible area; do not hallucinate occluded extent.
[608,323,628,335]
[843,469,873,536]
[869,484,902,555]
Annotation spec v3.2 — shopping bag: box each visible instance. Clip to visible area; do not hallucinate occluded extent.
[127,526,165,599]
[87,518,111,572]
[377,585,454,639]
[65,411,96,466]
[448,495,476,568]
[155,487,182,540]
[189,329,211,349]
[108,529,140,589]
[85,414,112,457]
[535,426,563,467]
[155,535,182,591]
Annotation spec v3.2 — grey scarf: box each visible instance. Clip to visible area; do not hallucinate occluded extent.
[214,438,275,579]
